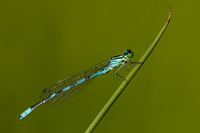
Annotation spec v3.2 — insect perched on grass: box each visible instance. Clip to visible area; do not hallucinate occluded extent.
[19,49,139,121]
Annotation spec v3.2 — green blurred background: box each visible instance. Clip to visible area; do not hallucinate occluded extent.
[1,0,200,132]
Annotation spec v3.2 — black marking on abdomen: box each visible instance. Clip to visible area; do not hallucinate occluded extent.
[70,84,74,88]
[56,90,63,95]
[85,75,91,81]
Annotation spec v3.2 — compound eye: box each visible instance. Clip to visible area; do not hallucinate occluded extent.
[125,49,134,57]
[125,49,132,54]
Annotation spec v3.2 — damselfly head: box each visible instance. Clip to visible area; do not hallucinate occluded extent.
[124,49,134,57]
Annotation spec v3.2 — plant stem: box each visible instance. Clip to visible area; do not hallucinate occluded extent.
[85,5,171,133]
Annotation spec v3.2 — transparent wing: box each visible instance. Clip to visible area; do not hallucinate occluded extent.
[40,60,109,106]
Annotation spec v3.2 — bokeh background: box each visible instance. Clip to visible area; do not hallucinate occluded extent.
[1,0,200,133]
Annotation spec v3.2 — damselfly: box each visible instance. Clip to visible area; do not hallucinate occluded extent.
[19,49,139,121]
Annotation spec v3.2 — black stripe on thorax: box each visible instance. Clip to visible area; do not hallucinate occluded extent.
[111,55,124,60]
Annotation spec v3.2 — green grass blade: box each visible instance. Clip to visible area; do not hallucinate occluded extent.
[85,5,171,133]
